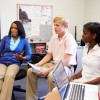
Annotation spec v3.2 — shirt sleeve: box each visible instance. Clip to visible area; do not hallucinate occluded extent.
[48,37,53,53]
[24,39,31,60]
[65,37,77,55]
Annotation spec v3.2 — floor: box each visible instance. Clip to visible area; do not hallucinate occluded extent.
[13,73,48,100]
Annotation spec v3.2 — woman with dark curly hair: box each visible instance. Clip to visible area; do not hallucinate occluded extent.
[0,21,31,100]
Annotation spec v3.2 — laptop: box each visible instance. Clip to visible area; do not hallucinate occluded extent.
[52,60,99,100]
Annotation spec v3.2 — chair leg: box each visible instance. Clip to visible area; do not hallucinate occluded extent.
[12,85,26,100]
[12,91,15,100]
[13,85,26,92]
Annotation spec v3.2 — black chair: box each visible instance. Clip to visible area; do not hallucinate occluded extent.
[30,54,46,64]
[12,64,27,100]
[80,39,85,46]
[11,56,29,100]
[74,52,78,73]
[12,54,46,100]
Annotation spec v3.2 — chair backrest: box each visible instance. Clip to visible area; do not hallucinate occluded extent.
[15,50,27,80]
[74,46,84,74]
[15,69,27,80]
[30,54,46,64]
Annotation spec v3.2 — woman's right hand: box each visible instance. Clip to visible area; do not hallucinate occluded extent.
[13,53,23,60]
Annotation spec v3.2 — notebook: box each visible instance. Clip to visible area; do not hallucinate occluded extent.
[27,62,40,74]
[52,60,99,100]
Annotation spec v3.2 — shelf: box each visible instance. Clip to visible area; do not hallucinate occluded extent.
[29,41,46,44]
[30,42,46,54]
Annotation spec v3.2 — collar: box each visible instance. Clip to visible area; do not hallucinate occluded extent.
[86,43,99,50]
[55,30,69,39]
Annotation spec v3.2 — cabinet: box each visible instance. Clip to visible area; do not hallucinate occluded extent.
[30,42,47,54]
[28,42,47,64]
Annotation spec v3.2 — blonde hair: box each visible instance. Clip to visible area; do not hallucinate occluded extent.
[53,15,69,25]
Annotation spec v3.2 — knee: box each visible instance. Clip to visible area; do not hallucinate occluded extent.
[27,68,32,76]
[52,87,58,92]
[47,72,54,83]
[5,73,15,79]
[27,68,37,80]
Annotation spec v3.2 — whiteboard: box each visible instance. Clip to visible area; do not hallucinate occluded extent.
[17,4,53,42]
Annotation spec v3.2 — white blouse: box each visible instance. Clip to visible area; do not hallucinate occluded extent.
[74,44,100,83]
[81,44,100,83]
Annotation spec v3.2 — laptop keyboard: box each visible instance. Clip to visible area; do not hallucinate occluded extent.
[68,84,85,100]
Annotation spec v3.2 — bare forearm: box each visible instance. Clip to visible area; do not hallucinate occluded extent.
[84,77,100,85]
[74,70,82,79]
[37,53,52,66]
[69,70,82,81]
[62,54,71,66]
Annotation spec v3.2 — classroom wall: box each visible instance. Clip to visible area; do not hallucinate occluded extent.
[84,0,100,23]
[0,0,84,41]
[1,0,100,41]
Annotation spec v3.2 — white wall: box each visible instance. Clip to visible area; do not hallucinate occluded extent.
[0,0,84,41]
[84,0,100,23]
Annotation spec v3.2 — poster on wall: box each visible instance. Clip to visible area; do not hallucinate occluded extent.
[17,4,53,42]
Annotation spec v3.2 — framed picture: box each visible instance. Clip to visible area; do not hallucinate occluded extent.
[17,4,53,42]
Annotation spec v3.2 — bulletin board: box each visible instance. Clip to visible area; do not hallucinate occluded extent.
[17,4,53,42]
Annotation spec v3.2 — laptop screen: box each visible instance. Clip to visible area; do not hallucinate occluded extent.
[52,60,99,100]
[52,60,69,90]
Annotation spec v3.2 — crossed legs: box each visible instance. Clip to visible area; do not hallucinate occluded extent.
[26,61,57,100]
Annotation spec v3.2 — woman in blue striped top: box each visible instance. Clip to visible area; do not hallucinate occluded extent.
[0,21,31,100]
